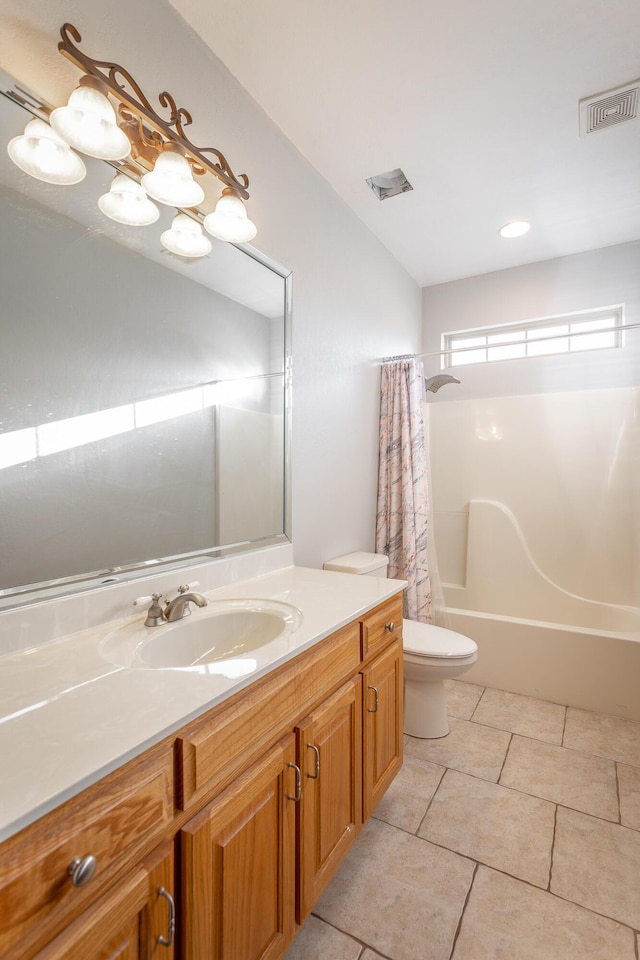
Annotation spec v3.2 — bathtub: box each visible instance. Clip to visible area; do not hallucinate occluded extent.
[439,501,640,722]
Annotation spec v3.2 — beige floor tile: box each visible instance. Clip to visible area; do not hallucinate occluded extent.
[564,708,640,767]
[314,818,474,960]
[372,755,445,832]
[472,687,565,743]
[360,952,386,960]
[283,916,362,960]
[445,679,485,720]
[419,768,554,887]
[618,762,640,830]
[452,866,636,960]
[405,716,510,782]
[552,806,640,929]
[500,735,618,820]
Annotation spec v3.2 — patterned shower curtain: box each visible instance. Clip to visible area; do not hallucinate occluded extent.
[375,359,432,622]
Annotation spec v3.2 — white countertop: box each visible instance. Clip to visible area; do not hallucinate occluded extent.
[0,565,405,842]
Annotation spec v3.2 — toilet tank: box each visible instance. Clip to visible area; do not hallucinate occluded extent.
[323,552,389,578]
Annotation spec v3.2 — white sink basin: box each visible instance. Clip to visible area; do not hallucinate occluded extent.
[100,599,303,672]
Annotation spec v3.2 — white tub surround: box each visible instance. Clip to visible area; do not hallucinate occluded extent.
[0,559,406,842]
[438,501,640,722]
[446,501,640,633]
[450,609,640,723]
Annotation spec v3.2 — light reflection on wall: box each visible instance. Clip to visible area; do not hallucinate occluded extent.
[0,378,255,470]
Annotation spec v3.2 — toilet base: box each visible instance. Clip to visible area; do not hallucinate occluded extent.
[404,677,449,738]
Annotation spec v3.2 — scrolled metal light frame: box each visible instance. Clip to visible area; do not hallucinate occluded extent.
[57,22,250,200]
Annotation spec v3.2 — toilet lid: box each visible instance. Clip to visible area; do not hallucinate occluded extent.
[402,619,478,658]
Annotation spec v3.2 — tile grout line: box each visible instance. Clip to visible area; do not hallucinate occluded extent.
[547,803,558,892]
[406,737,629,829]
[448,861,479,960]
[467,684,487,721]
[404,748,640,828]
[561,703,568,745]
[496,731,513,782]
[473,724,626,784]
[401,813,640,940]
[615,761,622,825]
[309,913,393,960]
[413,764,448,836]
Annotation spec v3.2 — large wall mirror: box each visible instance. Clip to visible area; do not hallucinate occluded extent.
[0,70,291,609]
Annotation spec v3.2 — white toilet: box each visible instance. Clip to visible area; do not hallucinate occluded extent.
[323,552,478,738]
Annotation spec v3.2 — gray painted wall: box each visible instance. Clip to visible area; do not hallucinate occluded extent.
[0,0,421,575]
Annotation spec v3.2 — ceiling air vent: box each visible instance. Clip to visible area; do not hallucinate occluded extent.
[579,80,639,136]
[366,167,413,200]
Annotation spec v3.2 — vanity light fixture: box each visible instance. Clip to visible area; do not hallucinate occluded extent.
[6,22,257,251]
[498,220,531,238]
[7,117,86,184]
[98,172,160,226]
[141,143,205,208]
[56,23,253,223]
[50,75,131,161]
[161,212,212,258]
[203,187,257,242]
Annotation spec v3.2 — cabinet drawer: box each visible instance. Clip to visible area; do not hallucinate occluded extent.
[360,595,403,660]
[0,745,173,960]
[177,621,361,810]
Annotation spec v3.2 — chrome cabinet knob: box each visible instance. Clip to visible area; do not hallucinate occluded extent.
[385,621,395,632]
[68,854,97,887]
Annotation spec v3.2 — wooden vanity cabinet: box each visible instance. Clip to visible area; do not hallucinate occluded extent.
[180,736,296,960]
[0,744,174,960]
[32,844,175,960]
[295,676,362,923]
[1,592,404,960]
[361,638,403,820]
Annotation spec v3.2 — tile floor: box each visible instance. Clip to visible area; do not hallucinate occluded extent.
[283,681,640,960]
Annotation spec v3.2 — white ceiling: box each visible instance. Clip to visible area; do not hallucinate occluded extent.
[169,0,640,287]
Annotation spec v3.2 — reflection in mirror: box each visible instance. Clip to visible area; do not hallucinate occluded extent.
[0,74,291,608]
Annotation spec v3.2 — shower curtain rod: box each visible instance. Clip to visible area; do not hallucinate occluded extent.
[380,320,640,364]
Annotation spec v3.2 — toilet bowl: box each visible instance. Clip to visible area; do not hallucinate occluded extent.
[323,552,478,739]
[402,619,477,738]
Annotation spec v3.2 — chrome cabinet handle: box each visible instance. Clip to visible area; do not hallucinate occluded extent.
[156,886,176,948]
[367,684,380,713]
[287,761,302,801]
[67,855,97,888]
[306,743,320,779]
[385,621,395,632]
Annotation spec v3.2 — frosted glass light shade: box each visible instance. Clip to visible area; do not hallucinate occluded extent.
[161,213,212,258]
[203,189,257,242]
[50,76,131,161]
[141,145,205,207]
[98,173,159,225]
[7,118,86,185]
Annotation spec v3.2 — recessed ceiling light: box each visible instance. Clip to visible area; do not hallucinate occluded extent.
[499,220,531,239]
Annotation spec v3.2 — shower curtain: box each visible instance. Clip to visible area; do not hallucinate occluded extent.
[376,358,432,622]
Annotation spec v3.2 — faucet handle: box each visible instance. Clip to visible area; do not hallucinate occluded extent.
[134,592,165,627]
[177,581,200,594]
[133,592,163,607]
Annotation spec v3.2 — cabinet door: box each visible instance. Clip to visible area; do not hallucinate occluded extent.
[33,845,175,960]
[180,736,296,960]
[362,639,403,820]
[295,676,362,923]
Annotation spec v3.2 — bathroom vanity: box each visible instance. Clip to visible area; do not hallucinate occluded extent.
[0,566,404,960]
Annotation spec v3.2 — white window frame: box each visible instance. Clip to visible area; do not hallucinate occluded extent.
[441,305,625,370]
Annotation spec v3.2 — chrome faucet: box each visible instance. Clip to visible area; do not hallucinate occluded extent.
[163,585,208,622]
[137,584,208,626]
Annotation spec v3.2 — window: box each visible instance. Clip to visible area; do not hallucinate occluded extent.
[442,306,624,369]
